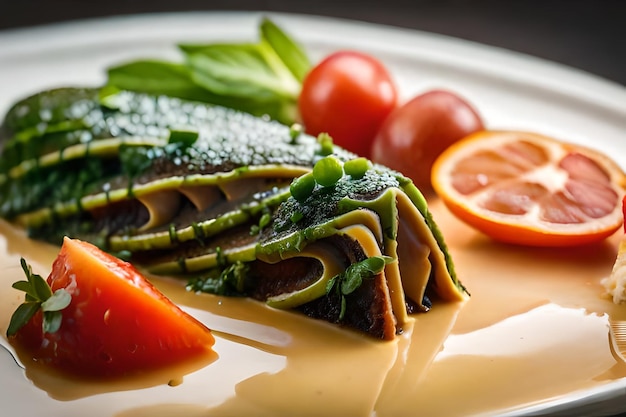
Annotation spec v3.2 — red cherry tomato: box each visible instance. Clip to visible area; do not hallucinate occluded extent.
[11,237,215,378]
[371,89,484,193]
[298,51,398,158]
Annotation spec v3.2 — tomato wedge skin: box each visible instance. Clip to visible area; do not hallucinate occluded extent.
[10,237,215,378]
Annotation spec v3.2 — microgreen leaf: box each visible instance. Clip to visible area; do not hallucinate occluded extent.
[31,273,53,301]
[325,275,339,294]
[42,311,63,334]
[11,280,35,297]
[21,257,52,300]
[340,271,363,296]
[6,302,40,337]
[6,257,71,337]
[41,289,71,312]
[325,256,395,321]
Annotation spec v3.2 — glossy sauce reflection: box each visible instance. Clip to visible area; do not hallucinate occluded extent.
[0,197,625,417]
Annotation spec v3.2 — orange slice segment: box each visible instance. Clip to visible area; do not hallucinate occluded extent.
[431,130,626,247]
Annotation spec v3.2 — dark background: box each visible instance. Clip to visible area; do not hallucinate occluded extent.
[0,0,624,86]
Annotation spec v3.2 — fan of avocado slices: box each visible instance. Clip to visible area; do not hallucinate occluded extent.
[0,87,468,340]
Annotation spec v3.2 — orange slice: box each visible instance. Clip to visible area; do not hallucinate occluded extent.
[431,130,626,247]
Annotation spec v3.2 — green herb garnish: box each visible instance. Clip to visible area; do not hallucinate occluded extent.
[106,18,310,125]
[325,256,393,320]
[187,261,250,296]
[6,258,71,337]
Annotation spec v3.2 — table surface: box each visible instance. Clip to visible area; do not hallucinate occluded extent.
[0,0,624,86]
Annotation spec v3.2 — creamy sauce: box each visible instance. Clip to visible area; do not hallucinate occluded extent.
[1,198,626,416]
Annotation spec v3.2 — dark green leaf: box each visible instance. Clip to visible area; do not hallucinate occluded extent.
[103,19,308,125]
[11,280,35,298]
[43,311,63,334]
[19,257,31,280]
[260,17,311,82]
[6,302,40,337]
[106,60,218,102]
[41,289,71,312]
[31,274,52,301]
[20,258,52,301]
[341,271,363,295]
[325,275,338,294]
[340,256,393,296]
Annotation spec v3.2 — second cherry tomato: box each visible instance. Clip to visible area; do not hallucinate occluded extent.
[371,89,485,193]
[298,51,398,158]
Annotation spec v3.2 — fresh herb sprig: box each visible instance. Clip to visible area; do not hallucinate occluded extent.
[106,18,311,125]
[6,258,71,337]
[326,256,394,320]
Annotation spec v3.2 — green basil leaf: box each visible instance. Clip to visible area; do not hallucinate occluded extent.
[360,256,392,275]
[182,44,298,100]
[106,60,217,102]
[21,257,51,301]
[41,289,71,312]
[12,280,36,299]
[103,19,308,125]
[260,17,311,82]
[341,272,362,295]
[31,275,52,301]
[184,48,298,124]
[340,256,392,295]
[6,302,40,337]
[42,311,63,334]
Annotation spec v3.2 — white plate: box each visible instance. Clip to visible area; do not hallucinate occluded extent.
[1,11,626,417]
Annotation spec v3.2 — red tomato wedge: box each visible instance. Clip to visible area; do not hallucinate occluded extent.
[10,237,215,378]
